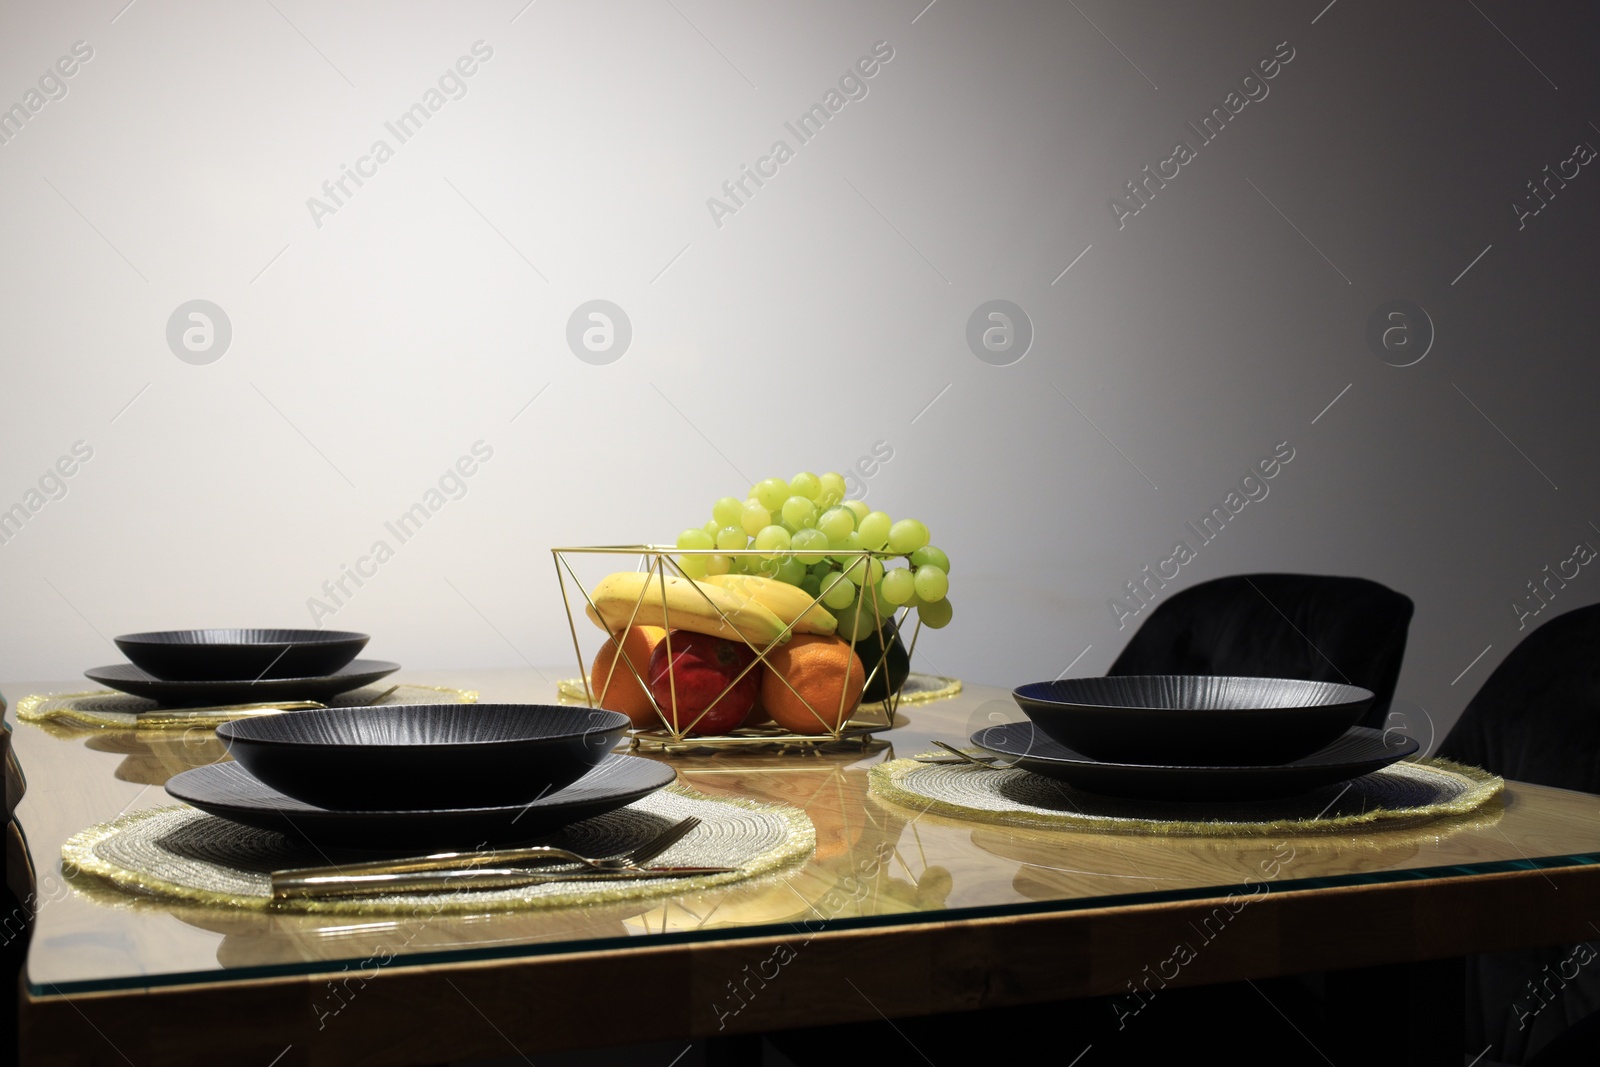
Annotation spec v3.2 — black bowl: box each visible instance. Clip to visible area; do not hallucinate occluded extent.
[114,629,369,681]
[1011,675,1375,766]
[215,704,630,811]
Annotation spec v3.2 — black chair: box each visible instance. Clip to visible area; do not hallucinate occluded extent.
[3,714,26,1067]
[1439,602,1600,1066]
[1107,573,1415,729]
[1439,602,1600,793]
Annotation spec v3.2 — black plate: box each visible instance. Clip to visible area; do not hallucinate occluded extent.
[217,704,629,811]
[164,754,677,849]
[113,629,369,681]
[1012,675,1374,766]
[84,660,400,706]
[971,723,1419,801]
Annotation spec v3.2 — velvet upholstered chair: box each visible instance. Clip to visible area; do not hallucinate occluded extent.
[1440,602,1600,1066]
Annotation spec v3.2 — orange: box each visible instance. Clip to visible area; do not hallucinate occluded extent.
[589,626,667,727]
[761,635,865,735]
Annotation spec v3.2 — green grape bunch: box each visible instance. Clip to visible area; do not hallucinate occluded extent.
[672,471,953,636]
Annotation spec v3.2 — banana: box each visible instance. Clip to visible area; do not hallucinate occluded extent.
[584,571,789,646]
[701,573,837,636]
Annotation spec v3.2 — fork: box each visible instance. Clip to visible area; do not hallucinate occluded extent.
[270,816,705,899]
[913,740,1007,768]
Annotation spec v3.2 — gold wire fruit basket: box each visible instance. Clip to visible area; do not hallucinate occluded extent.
[551,546,960,753]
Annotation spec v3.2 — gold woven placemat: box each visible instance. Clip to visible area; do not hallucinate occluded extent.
[63,785,813,914]
[870,756,1503,837]
[16,684,477,731]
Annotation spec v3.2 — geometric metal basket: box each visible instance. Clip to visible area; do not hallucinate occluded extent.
[551,545,939,754]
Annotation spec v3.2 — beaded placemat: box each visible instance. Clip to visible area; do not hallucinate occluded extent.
[63,785,813,914]
[16,683,477,731]
[870,756,1503,836]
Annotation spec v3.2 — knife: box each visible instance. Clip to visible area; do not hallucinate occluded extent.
[135,685,402,722]
[135,700,326,721]
[271,864,738,902]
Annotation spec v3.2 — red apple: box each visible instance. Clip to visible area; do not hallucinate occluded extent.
[647,631,760,735]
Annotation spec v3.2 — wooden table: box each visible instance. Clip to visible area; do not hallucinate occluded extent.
[8,670,1600,1066]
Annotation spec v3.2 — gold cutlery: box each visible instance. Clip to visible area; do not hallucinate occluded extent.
[270,816,709,900]
[135,684,403,722]
[271,863,736,902]
[136,700,326,722]
[913,740,1007,767]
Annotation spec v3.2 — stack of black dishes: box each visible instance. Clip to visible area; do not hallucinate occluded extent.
[974,675,1417,801]
[86,629,398,706]
[165,705,674,849]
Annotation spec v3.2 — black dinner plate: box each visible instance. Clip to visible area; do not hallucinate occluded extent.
[164,754,678,849]
[971,723,1419,801]
[84,660,401,706]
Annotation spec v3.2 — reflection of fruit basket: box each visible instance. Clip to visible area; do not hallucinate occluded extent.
[552,546,959,752]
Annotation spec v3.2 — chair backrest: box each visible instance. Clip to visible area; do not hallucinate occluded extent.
[1439,602,1600,792]
[1107,573,1414,730]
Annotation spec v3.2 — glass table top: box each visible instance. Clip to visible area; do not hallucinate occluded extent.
[8,670,1600,997]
